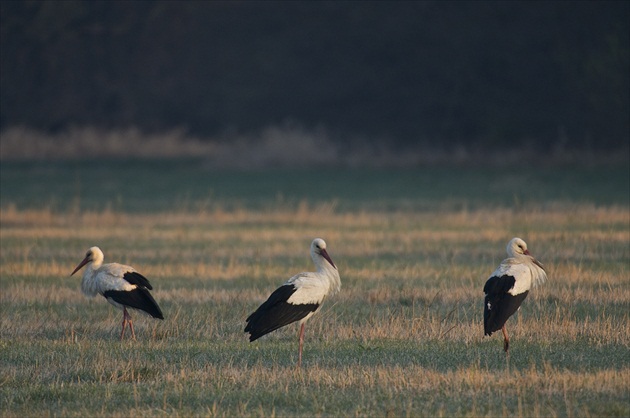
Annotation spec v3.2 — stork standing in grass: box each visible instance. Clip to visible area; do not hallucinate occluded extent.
[71,246,164,340]
[245,238,341,367]
[483,237,547,353]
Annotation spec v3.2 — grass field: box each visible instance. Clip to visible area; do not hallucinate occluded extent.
[1,160,629,417]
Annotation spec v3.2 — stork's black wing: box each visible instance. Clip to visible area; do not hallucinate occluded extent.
[245,284,319,342]
[483,274,528,335]
[122,271,153,290]
[103,287,164,319]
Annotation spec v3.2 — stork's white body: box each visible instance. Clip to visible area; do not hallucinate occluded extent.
[284,262,341,311]
[81,261,137,298]
[489,257,547,297]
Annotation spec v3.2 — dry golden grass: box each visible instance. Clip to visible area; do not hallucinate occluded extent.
[1,203,628,416]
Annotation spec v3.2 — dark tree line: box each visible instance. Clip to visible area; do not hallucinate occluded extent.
[1,1,628,150]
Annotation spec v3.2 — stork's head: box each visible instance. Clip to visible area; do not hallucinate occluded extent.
[507,237,546,273]
[507,237,530,257]
[71,246,104,276]
[311,238,336,269]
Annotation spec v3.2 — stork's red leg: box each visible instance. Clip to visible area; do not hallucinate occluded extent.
[298,323,306,368]
[502,325,510,353]
[128,317,136,340]
[120,309,128,340]
[120,307,135,340]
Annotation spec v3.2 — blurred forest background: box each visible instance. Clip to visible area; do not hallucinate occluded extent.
[1,1,628,163]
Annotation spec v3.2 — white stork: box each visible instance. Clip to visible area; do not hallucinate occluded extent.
[245,238,341,367]
[70,246,164,340]
[483,237,547,353]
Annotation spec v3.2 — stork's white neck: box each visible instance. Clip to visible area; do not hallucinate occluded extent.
[528,260,547,288]
[90,258,103,270]
[317,259,341,296]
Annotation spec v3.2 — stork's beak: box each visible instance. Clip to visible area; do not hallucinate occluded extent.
[531,257,546,272]
[71,256,90,276]
[320,248,336,269]
[524,249,546,271]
